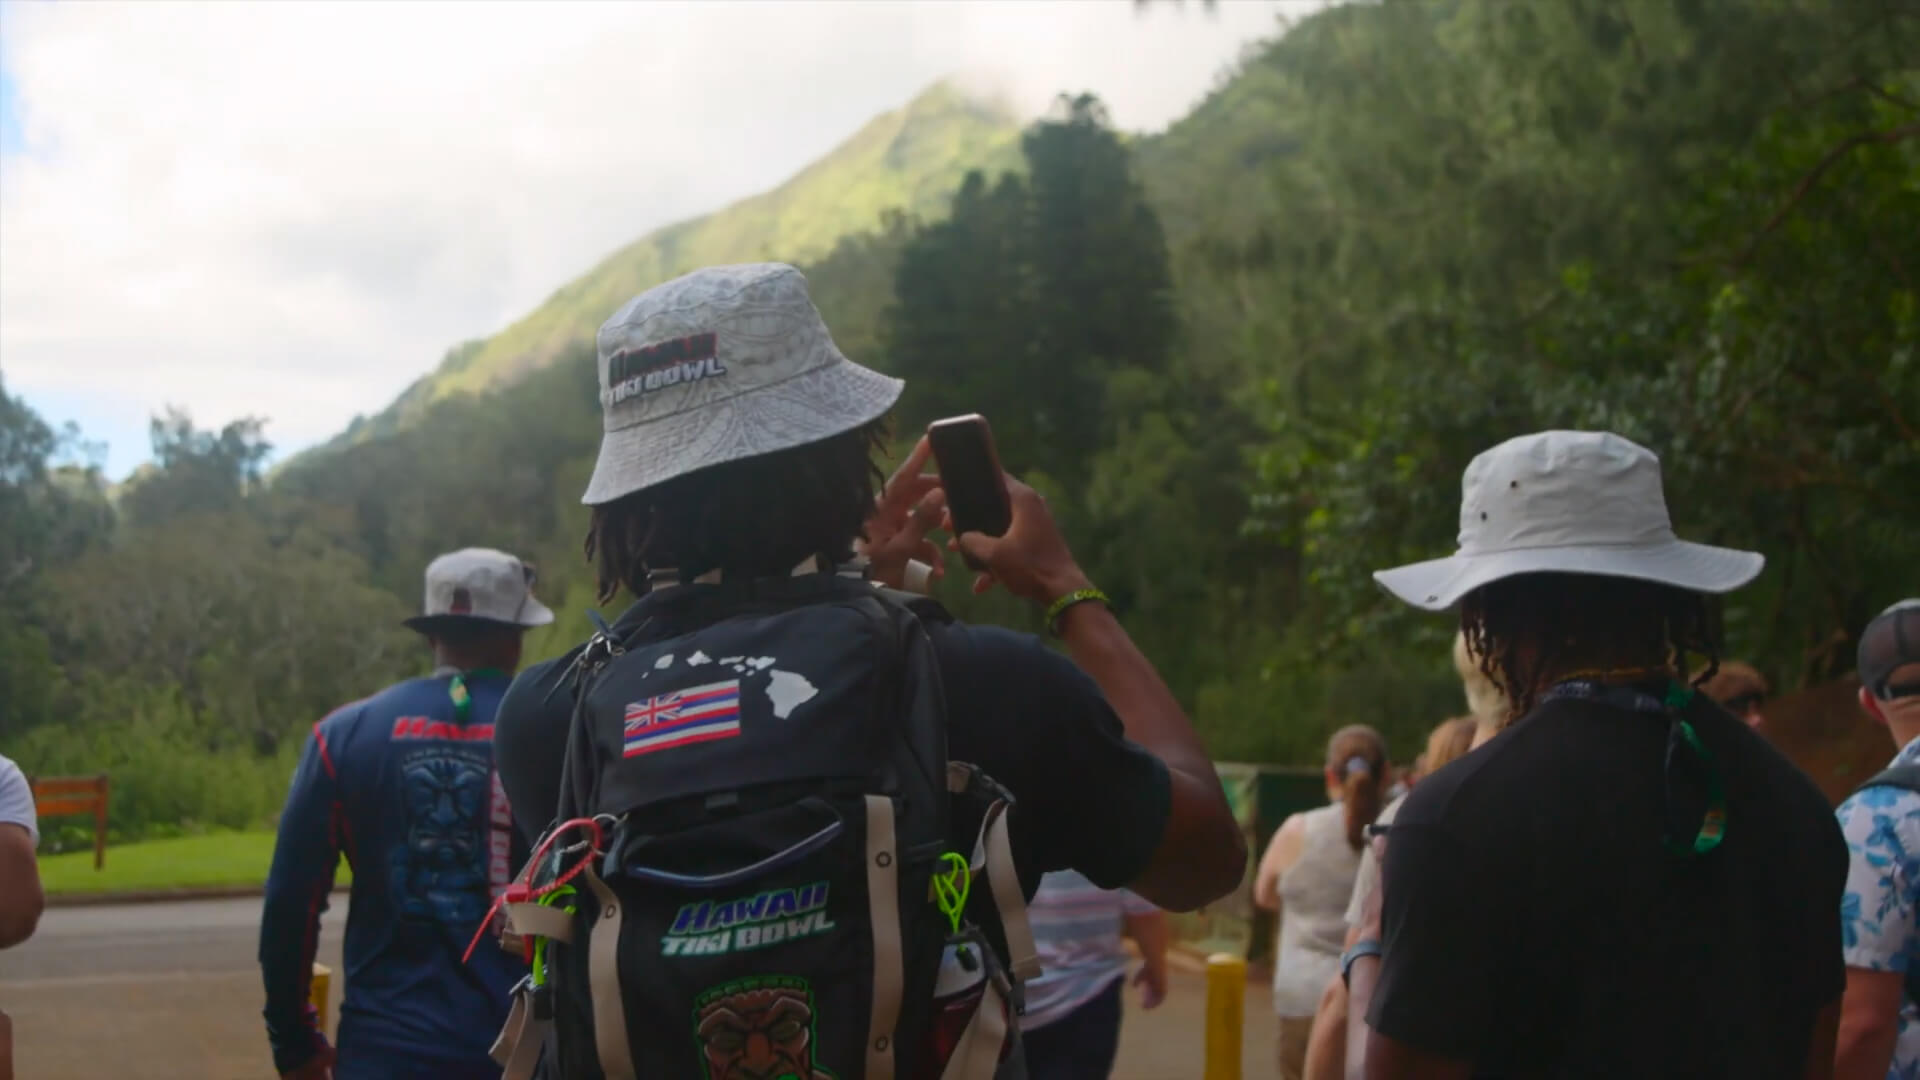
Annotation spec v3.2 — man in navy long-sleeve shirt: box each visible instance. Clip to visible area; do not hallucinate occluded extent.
[260,548,555,1079]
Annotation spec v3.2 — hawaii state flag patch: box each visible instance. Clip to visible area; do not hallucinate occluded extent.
[623,680,743,758]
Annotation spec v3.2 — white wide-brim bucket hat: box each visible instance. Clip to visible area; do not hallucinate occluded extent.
[1373,430,1764,611]
[581,262,904,506]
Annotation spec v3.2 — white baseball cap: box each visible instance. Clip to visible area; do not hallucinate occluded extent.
[403,548,556,633]
[1374,430,1764,611]
[580,262,904,506]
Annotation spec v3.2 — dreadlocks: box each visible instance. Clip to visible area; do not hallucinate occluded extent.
[584,418,891,605]
[1460,572,1721,724]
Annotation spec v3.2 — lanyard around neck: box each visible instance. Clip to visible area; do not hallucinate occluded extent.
[1541,679,1727,858]
[434,666,508,724]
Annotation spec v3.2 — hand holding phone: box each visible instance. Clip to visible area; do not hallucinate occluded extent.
[859,439,948,593]
[926,415,1089,606]
[926,415,1013,548]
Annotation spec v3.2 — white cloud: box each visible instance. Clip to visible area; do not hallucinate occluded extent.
[0,0,1298,479]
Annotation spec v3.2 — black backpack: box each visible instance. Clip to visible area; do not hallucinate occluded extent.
[489,569,1038,1080]
[1852,765,1920,1006]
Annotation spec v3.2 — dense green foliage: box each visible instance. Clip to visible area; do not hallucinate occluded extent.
[1,375,416,847]
[4,0,1916,845]
[1194,0,1920,704]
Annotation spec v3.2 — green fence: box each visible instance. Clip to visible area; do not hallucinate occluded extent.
[1169,763,1329,967]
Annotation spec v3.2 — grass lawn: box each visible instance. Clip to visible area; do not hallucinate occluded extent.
[38,831,353,896]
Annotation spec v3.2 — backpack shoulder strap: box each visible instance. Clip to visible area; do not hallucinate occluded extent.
[550,610,655,828]
[868,586,955,627]
[1858,765,1920,799]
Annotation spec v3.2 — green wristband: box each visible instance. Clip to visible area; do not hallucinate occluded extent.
[1044,587,1111,636]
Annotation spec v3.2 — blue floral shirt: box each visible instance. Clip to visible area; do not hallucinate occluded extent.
[1837,734,1920,1080]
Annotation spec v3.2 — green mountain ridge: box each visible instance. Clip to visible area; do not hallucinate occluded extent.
[316,80,1025,456]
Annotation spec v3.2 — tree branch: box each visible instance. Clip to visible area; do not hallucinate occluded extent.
[1861,80,1920,114]
[1790,75,1920,114]
[1734,125,1920,267]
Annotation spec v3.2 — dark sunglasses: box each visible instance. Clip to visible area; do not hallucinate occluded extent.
[1886,680,1920,701]
[1721,691,1766,714]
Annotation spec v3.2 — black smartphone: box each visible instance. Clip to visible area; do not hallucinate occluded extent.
[926,415,1013,563]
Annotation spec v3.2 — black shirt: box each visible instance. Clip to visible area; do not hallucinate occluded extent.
[1367,691,1846,1078]
[493,599,1173,905]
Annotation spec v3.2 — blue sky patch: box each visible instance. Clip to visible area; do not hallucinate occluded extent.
[0,65,22,154]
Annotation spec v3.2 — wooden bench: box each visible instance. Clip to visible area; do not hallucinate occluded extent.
[29,774,110,870]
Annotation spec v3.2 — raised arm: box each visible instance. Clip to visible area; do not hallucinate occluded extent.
[952,472,1245,911]
[1050,599,1247,909]
[864,441,1245,911]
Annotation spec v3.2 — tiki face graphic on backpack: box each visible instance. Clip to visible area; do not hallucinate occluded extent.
[692,975,837,1080]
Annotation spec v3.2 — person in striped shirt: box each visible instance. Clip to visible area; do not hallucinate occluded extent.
[1019,869,1169,1079]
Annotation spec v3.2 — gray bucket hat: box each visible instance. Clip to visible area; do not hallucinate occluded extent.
[1374,430,1765,611]
[580,263,904,506]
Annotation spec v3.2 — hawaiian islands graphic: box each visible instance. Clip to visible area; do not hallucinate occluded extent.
[643,652,819,719]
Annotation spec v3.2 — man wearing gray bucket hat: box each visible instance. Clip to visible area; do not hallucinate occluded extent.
[492,263,1244,1078]
[1344,431,1846,1079]
[261,547,553,1080]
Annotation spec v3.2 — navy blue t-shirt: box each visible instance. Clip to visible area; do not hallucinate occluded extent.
[260,670,529,1076]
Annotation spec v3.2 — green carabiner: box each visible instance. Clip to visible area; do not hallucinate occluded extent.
[931,852,971,936]
[529,883,579,988]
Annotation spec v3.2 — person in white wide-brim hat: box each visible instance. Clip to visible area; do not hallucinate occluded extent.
[1339,430,1849,1079]
[1371,429,1764,616]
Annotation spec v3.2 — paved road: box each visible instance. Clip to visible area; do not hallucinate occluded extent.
[0,898,1277,1079]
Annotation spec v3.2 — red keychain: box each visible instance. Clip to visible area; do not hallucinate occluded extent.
[463,817,606,964]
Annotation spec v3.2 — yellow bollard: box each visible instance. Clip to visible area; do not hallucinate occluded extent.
[310,963,331,1034]
[1204,951,1246,1080]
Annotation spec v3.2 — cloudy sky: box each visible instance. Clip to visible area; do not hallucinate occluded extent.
[1,0,1297,480]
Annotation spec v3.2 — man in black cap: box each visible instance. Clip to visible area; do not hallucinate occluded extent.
[1834,599,1920,1080]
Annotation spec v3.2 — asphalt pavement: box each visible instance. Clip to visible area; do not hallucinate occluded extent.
[0,898,1276,1079]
